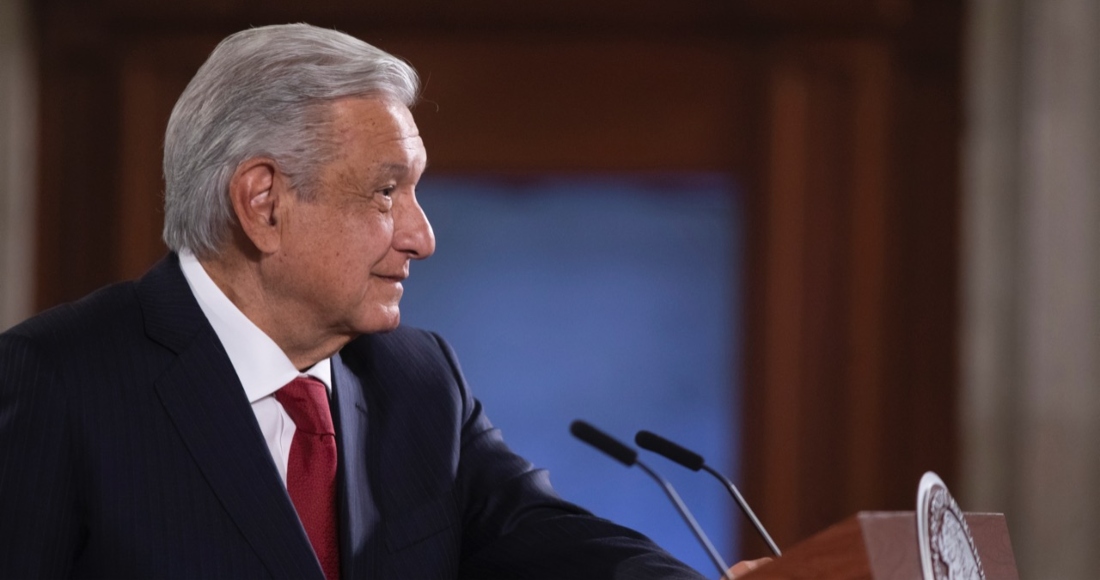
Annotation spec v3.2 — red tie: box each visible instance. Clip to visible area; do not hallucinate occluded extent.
[275,376,341,580]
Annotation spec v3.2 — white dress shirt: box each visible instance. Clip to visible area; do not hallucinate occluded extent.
[178,251,332,485]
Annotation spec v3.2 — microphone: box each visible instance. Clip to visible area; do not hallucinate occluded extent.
[570,421,732,580]
[635,430,782,557]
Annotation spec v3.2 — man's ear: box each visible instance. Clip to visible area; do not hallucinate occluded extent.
[228,158,283,254]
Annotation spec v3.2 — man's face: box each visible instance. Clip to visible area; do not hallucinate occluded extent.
[267,97,434,340]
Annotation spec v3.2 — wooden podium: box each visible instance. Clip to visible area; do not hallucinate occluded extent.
[739,512,1018,580]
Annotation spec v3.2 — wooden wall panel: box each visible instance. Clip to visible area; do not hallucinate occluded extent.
[880,54,961,507]
[741,2,963,552]
[35,7,121,309]
[745,39,897,548]
[741,0,911,26]
[383,36,748,172]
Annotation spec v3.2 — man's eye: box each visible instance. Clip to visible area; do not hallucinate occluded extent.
[380,186,396,197]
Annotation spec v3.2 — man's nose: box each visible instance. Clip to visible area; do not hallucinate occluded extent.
[394,194,435,259]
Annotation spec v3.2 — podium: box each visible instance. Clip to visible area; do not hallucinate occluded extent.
[739,512,1018,580]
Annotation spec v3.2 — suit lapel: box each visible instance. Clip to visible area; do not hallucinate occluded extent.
[331,352,378,579]
[138,255,324,580]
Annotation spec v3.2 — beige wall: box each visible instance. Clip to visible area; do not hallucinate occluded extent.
[963,0,1100,578]
[0,0,35,330]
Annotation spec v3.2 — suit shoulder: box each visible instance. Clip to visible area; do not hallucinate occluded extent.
[0,282,143,405]
[1,281,142,353]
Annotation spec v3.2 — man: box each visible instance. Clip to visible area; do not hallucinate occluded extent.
[0,24,762,579]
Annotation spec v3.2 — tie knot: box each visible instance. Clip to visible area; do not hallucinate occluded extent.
[275,376,335,436]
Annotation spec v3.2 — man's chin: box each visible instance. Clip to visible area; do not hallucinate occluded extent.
[355,308,401,334]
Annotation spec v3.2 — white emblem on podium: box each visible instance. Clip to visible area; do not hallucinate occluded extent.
[917,471,986,580]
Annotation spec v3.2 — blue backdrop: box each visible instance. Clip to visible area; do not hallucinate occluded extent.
[400,174,743,574]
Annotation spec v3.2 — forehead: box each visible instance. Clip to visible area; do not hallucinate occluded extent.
[327,97,424,163]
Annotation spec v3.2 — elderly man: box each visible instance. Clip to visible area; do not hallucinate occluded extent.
[0,24,764,579]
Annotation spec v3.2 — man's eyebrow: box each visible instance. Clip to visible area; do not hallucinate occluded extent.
[376,160,429,176]
[378,161,424,173]
[377,163,410,175]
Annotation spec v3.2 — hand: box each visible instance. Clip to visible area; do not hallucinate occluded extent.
[725,557,773,578]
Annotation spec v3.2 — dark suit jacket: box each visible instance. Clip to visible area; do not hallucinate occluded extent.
[0,255,704,579]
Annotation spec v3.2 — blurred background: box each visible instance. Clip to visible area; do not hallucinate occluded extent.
[1,0,1097,577]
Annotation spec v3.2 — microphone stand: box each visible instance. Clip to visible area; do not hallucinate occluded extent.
[636,460,732,579]
[700,464,781,557]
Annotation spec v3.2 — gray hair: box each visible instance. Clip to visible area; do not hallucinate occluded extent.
[162,23,420,257]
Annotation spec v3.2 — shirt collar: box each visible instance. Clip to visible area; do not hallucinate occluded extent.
[178,250,332,401]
